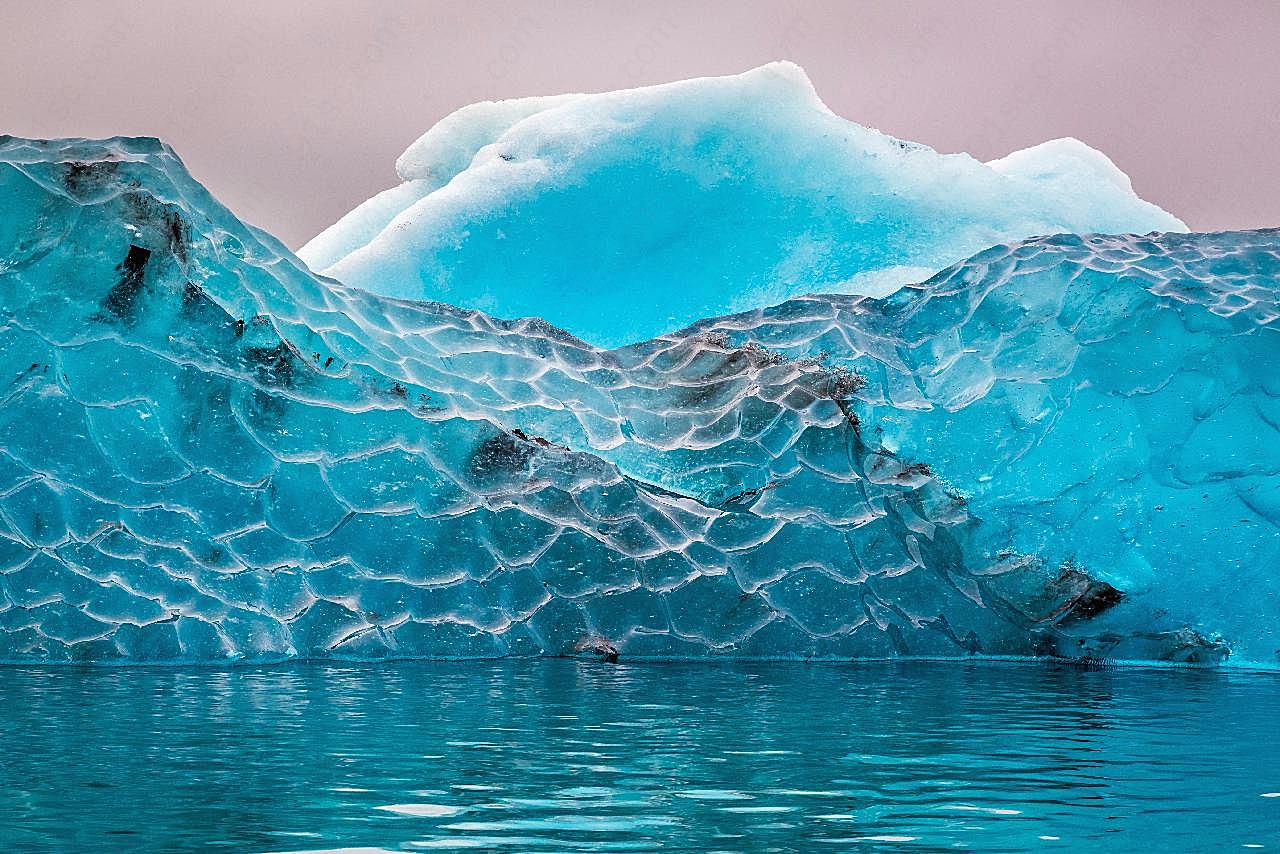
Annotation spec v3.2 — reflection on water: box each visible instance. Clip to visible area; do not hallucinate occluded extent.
[0,660,1277,852]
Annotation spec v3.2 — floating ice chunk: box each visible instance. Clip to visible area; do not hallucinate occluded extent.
[375,804,464,817]
[0,136,1268,667]
[301,62,1185,347]
[684,228,1280,665]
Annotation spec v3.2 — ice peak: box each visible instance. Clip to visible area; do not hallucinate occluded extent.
[988,136,1151,199]
[393,61,825,185]
[303,63,1185,347]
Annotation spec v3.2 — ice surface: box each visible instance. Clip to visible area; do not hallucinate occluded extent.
[0,136,1272,666]
[301,62,1185,347]
[683,230,1280,665]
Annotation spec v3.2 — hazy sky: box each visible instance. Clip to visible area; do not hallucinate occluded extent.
[4,1,1278,247]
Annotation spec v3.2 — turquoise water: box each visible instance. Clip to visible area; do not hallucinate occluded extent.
[1,661,1277,852]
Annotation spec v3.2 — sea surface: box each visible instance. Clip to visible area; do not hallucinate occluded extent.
[0,660,1277,852]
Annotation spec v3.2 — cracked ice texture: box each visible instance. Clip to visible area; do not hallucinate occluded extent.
[0,136,1273,666]
[300,62,1185,348]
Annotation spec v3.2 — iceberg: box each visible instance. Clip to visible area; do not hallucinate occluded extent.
[0,134,1274,666]
[301,62,1185,348]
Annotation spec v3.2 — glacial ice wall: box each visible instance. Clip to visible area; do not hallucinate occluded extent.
[0,136,1274,666]
[681,230,1280,664]
[300,62,1185,347]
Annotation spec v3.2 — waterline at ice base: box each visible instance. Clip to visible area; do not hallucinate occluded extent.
[0,63,1276,667]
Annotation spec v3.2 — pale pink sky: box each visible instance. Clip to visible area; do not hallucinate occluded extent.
[4,1,1278,247]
